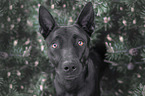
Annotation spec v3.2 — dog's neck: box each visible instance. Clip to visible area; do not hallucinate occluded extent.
[54,58,96,94]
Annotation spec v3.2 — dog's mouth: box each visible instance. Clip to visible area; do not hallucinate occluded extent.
[56,70,80,80]
[64,75,78,80]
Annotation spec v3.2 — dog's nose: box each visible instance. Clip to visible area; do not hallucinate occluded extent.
[63,65,77,72]
[62,62,77,73]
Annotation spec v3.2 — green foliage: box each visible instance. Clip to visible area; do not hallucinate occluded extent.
[132,84,145,96]
[141,49,145,62]
[0,0,144,96]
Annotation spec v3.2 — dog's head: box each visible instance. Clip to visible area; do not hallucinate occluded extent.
[39,2,94,81]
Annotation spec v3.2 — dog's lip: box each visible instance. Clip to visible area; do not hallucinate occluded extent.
[64,67,86,80]
[64,69,85,80]
[64,75,79,80]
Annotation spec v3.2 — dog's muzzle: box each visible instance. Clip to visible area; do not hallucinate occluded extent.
[56,59,83,80]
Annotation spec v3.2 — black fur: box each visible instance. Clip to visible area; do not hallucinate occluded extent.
[39,2,106,96]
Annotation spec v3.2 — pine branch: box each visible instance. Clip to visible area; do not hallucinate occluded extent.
[104,60,118,66]
[104,60,145,65]
[109,45,145,53]
[132,83,145,96]
[0,51,24,59]
[0,49,31,59]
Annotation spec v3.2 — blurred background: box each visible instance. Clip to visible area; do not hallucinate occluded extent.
[0,0,145,96]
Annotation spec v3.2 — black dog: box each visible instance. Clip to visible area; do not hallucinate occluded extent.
[39,2,106,96]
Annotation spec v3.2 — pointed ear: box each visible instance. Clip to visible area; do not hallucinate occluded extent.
[76,2,95,36]
[39,6,57,39]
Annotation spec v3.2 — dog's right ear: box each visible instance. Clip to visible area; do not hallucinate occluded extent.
[39,6,57,39]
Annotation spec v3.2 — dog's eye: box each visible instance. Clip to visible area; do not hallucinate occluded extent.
[78,41,84,46]
[52,44,57,48]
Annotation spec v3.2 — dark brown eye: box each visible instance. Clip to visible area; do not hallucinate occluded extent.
[52,44,57,48]
[78,41,84,46]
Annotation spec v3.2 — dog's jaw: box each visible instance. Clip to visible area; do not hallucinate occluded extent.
[54,70,85,92]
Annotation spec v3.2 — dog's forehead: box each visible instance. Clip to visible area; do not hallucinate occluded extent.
[48,25,88,40]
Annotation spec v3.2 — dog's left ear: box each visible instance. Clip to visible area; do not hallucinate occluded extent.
[76,2,95,36]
